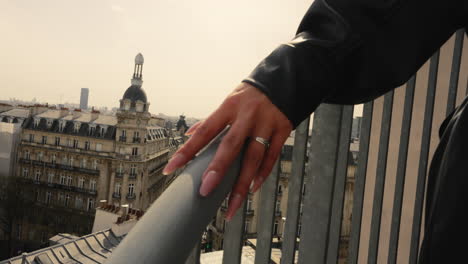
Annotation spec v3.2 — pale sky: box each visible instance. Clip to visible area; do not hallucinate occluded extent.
[1,0,363,119]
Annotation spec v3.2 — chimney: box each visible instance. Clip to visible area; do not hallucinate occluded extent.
[121,204,129,218]
[29,104,49,116]
[59,107,69,118]
[72,108,82,119]
[91,107,100,121]
[99,200,107,208]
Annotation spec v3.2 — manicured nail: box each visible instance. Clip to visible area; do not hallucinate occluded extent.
[163,153,186,175]
[252,177,264,193]
[199,171,218,196]
[225,194,243,221]
[185,122,200,135]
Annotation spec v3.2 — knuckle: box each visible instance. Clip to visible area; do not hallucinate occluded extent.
[223,134,242,150]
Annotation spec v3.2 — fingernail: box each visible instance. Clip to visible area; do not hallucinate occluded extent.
[199,171,218,196]
[163,153,186,175]
[225,194,243,221]
[185,122,200,135]
[252,177,263,193]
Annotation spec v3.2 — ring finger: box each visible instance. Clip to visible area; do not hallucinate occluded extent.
[225,128,272,220]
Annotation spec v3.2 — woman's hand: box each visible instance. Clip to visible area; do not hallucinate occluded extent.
[162,82,292,220]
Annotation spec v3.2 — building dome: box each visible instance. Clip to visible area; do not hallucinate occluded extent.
[122,85,147,103]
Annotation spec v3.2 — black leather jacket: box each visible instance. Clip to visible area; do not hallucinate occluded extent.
[243,0,468,128]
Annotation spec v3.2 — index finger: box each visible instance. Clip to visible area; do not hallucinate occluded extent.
[162,105,232,175]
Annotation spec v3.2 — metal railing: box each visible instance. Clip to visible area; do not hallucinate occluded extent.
[106,30,466,264]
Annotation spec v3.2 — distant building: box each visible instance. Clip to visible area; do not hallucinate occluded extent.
[0,122,21,177]
[8,53,177,255]
[351,116,362,140]
[80,88,89,110]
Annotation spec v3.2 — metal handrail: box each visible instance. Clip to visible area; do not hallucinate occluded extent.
[106,129,244,264]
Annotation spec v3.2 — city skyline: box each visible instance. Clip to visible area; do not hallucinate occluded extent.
[1,0,315,119]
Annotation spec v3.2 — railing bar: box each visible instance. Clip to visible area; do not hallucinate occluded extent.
[223,199,247,264]
[409,50,440,264]
[387,75,417,264]
[367,90,394,264]
[347,101,374,264]
[254,160,281,264]
[298,104,343,264]
[446,29,465,116]
[185,240,201,264]
[280,118,310,264]
[326,105,354,264]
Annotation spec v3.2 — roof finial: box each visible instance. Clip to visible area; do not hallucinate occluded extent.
[131,53,144,86]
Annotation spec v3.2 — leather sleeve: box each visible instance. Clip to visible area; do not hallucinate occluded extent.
[243,0,467,128]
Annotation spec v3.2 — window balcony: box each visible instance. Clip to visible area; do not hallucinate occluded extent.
[126,193,136,200]
[129,173,137,179]
[113,192,121,199]
[116,172,124,178]
[132,137,141,143]
[119,136,127,142]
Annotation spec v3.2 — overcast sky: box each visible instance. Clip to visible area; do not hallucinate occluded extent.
[1,0,363,118]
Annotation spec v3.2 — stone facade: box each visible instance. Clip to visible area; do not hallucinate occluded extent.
[3,54,176,255]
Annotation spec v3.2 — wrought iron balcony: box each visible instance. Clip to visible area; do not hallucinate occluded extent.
[116,172,124,178]
[129,173,137,179]
[119,136,127,142]
[133,137,141,143]
[126,193,136,200]
[113,192,121,198]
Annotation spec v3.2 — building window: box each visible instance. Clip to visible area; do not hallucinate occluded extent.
[42,136,47,144]
[45,192,51,204]
[128,183,134,196]
[100,127,106,137]
[81,158,87,168]
[75,197,83,209]
[90,180,96,191]
[51,154,56,164]
[65,194,70,207]
[73,139,79,149]
[273,221,279,235]
[37,151,43,161]
[35,190,40,201]
[297,223,302,236]
[117,163,123,173]
[92,160,98,170]
[247,198,252,211]
[84,141,90,150]
[67,176,73,186]
[67,139,72,147]
[115,182,121,195]
[29,134,34,143]
[47,173,54,183]
[78,178,85,189]
[73,122,81,133]
[35,169,41,181]
[277,184,282,195]
[87,198,95,211]
[55,137,60,146]
[131,147,138,156]
[22,168,29,177]
[275,200,281,212]
[34,118,40,128]
[60,174,66,185]
[62,156,67,165]
[244,220,250,234]
[69,157,74,167]
[16,223,22,240]
[95,143,102,152]
[59,121,66,132]
[89,126,96,136]
[46,119,52,128]
[24,150,30,160]
[130,164,137,176]
[58,193,64,205]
